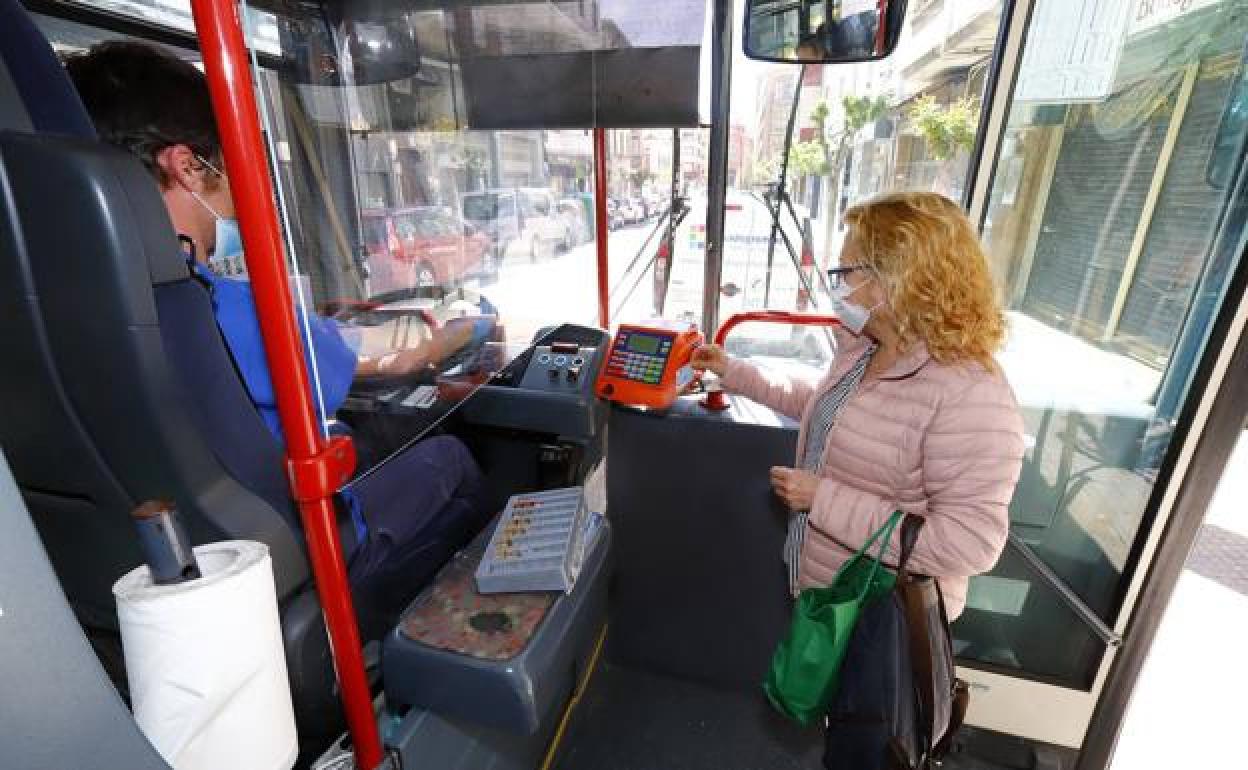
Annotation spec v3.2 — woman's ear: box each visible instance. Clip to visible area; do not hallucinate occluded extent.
[154,144,207,194]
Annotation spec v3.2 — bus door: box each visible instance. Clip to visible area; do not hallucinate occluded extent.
[736,0,1248,763]
[954,0,1248,760]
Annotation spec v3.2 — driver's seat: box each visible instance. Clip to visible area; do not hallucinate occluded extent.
[0,0,362,739]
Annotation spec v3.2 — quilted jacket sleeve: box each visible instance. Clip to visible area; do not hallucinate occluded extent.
[718,357,817,421]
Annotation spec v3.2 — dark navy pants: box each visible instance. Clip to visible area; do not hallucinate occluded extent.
[343,435,489,615]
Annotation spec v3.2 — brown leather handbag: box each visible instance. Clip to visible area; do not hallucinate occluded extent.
[888,514,970,768]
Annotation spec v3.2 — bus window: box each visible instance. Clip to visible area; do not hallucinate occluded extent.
[700,0,1007,380]
[966,0,1248,743]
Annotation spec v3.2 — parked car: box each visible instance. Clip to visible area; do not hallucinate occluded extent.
[462,187,567,261]
[361,206,493,295]
[641,192,664,219]
[613,197,643,225]
[556,198,590,247]
[606,198,626,231]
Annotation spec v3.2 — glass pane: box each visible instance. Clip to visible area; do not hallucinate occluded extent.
[963,0,1248,688]
[244,4,622,470]
[953,544,1107,687]
[717,0,1006,377]
[606,128,708,327]
[241,3,713,476]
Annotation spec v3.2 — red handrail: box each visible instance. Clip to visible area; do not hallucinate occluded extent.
[701,311,841,411]
[594,127,610,328]
[188,1,383,767]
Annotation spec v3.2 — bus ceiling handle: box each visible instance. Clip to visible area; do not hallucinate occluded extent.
[701,311,841,411]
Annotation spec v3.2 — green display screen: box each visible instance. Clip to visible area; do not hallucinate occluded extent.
[626,335,662,355]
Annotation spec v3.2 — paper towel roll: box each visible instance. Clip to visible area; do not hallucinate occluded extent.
[113,540,297,770]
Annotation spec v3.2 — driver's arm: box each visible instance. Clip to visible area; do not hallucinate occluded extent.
[352,316,490,379]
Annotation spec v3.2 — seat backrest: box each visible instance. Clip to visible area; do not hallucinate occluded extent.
[0,0,308,628]
[0,448,171,769]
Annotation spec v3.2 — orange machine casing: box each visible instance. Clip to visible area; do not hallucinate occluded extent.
[595,321,704,410]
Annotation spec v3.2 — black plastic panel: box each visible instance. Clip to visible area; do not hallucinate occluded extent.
[606,395,799,690]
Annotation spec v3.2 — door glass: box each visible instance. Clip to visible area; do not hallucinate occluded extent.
[962,0,1248,689]
[713,0,1006,378]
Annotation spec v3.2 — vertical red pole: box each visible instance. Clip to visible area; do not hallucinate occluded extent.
[875,0,888,55]
[593,127,610,329]
[187,1,384,767]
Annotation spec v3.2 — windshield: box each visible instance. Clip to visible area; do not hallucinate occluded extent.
[234,0,709,478]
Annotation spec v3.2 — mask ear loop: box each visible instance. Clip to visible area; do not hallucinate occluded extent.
[189,154,228,221]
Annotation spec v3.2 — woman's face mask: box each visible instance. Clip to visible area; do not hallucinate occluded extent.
[829,273,883,335]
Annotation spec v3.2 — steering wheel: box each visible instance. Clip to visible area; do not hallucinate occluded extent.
[331,285,502,387]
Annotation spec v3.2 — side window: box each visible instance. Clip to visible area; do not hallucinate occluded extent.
[715,1,1008,376]
[962,0,1248,691]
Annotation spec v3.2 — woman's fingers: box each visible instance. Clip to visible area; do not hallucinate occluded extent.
[690,344,727,375]
[770,466,795,505]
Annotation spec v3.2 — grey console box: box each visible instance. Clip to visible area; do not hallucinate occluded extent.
[382,516,611,735]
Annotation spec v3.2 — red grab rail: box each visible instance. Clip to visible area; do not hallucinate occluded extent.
[187,1,384,767]
[701,311,841,411]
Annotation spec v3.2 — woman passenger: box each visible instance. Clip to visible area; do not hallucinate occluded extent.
[692,192,1024,754]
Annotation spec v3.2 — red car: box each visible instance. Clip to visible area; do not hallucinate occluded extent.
[361,207,494,295]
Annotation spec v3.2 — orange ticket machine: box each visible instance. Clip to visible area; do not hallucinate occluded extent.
[595,321,704,410]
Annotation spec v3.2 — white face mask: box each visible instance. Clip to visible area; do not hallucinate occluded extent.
[829,276,882,335]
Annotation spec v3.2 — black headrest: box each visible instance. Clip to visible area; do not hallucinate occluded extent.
[0,0,96,139]
[1,131,193,285]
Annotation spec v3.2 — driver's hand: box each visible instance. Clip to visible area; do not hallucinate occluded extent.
[690,344,729,377]
[364,347,433,377]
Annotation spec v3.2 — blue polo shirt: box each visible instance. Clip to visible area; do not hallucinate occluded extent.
[194,264,358,441]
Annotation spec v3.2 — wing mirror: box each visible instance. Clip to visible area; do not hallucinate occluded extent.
[743,0,908,64]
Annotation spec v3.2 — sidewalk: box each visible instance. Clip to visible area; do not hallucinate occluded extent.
[1110,431,1248,770]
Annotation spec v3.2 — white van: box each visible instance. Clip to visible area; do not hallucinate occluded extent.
[461,187,570,261]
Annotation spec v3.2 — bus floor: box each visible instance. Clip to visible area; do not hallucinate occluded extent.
[550,661,1060,770]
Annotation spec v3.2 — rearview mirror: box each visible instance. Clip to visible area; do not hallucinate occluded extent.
[743,0,908,64]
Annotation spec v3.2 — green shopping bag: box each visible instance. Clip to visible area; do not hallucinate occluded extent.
[764,511,903,726]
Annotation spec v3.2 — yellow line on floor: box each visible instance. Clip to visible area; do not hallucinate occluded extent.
[539,624,609,770]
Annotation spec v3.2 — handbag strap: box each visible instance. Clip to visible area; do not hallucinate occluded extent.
[897,512,936,764]
[897,513,924,577]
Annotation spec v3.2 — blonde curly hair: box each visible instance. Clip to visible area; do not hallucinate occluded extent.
[844,191,1005,371]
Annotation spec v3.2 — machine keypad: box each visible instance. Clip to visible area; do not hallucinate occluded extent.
[606,332,673,385]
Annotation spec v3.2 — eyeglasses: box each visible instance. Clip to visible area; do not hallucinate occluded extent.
[826,265,866,290]
[194,153,226,178]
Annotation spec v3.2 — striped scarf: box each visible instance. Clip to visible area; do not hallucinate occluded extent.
[784,345,876,595]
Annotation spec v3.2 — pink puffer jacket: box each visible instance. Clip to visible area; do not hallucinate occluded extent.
[721,326,1025,618]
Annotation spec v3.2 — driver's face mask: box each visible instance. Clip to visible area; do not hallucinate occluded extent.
[190,155,246,278]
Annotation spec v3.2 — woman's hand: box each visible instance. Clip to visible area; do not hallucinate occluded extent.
[690,343,729,377]
[770,466,819,511]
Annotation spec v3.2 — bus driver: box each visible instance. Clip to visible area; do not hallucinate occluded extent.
[66,41,492,613]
